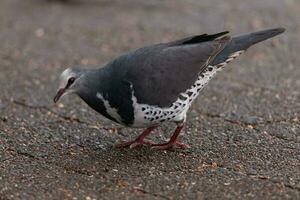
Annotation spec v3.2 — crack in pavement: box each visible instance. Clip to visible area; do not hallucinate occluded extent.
[245,174,300,192]
[10,99,119,132]
[10,98,299,128]
[6,98,299,142]
[224,77,300,97]
[61,165,94,177]
[7,145,300,192]
[5,147,36,159]
[194,109,299,142]
[4,146,97,178]
[132,187,171,200]
[2,100,299,193]
[195,109,300,127]
[0,157,13,163]
[1,97,297,146]
[195,109,298,128]
[200,162,300,192]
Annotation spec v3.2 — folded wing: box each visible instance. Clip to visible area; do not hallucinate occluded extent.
[124,33,231,107]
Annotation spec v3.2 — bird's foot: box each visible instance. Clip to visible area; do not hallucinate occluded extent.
[115,126,157,149]
[115,139,155,149]
[151,141,189,150]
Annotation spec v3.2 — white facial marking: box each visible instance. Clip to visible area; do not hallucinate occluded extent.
[96,92,123,124]
[59,68,76,89]
[61,68,73,79]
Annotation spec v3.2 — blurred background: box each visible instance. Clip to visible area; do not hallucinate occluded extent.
[0,0,299,199]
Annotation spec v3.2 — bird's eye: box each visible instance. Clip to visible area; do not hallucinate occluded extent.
[66,77,76,88]
[68,77,75,84]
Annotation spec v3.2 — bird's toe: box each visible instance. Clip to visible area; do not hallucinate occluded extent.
[151,141,189,150]
[115,139,155,149]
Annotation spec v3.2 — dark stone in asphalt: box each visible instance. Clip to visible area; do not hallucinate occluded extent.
[0,0,299,199]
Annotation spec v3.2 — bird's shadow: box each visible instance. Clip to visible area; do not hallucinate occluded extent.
[52,143,192,176]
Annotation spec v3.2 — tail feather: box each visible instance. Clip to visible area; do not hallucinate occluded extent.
[211,27,285,66]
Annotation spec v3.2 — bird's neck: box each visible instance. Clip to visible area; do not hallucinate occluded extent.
[76,67,108,104]
[75,67,118,121]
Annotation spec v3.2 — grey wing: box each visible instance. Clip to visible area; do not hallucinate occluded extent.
[125,36,231,107]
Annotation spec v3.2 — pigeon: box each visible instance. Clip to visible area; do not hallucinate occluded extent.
[54,28,285,150]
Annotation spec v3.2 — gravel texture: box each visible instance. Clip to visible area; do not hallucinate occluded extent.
[0,0,299,199]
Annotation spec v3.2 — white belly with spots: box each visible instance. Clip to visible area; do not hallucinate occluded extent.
[131,50,244,128]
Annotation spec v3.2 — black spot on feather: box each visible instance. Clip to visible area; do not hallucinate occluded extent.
[187,91,193,96]
[179,95,187,100]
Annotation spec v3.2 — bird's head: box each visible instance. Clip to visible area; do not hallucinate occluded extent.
[53,67,84,103]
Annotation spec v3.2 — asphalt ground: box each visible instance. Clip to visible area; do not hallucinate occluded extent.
[0,0,299,199]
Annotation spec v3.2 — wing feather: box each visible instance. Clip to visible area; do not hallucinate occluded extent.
[122,35,231,107]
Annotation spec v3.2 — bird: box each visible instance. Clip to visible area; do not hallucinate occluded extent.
[54,28,285,150]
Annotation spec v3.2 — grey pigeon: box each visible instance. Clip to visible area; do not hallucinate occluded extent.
[54,28,285,150]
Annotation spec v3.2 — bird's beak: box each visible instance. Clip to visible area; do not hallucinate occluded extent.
[53,88,66,103]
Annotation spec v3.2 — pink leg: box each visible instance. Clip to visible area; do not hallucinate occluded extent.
[151,124,188,150]
[115,126,157,148]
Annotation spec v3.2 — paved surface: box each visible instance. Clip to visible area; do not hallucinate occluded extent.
[0,0,299,199]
